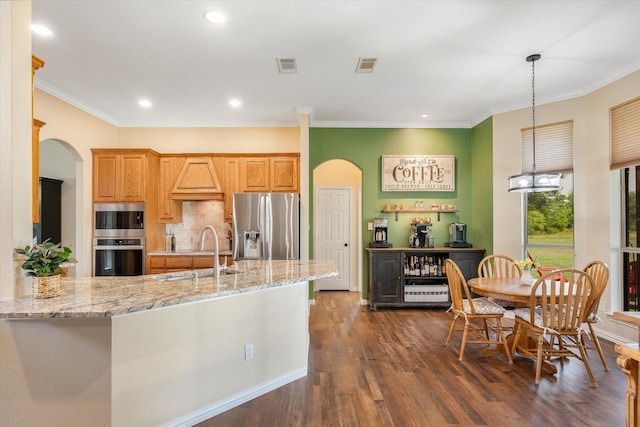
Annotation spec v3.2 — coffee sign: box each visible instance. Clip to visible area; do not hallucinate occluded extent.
[381,155,455,192]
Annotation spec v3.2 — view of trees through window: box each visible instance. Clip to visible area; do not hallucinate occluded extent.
[526,174,574,278]
[623,166,638,311]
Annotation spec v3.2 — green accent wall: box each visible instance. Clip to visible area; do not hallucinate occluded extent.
[471,117,494,254]
[309,127,479,299]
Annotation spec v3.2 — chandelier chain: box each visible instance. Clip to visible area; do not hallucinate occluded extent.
[531,57,536,173]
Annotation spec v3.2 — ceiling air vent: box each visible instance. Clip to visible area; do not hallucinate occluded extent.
[276,58,297,74]
[356,57,378,73]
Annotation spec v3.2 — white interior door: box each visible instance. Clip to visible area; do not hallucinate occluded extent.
[315,187,351,290]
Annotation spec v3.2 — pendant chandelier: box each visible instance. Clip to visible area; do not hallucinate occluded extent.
[508,54,562,193]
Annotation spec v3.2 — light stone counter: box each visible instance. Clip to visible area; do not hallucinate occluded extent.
[0,259,338,319]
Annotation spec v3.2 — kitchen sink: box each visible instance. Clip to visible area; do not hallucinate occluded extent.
[153,269,238,282]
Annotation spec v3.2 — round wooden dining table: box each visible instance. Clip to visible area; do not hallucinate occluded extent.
[466,276,558,374]
[467,276,540,304]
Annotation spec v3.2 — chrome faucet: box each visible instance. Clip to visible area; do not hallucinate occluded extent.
[199,225,226,281]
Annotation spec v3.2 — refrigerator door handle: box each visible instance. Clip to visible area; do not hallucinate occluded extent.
[265,194,273,259]
[286,193,294,259]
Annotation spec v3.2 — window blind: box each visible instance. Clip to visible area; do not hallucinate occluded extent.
[611,96,640,170]
[521,120,573,173]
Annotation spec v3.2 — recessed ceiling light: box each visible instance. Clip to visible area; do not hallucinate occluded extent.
[31,24,53,36]
[229,98,242,108]
[421,114,429,118]
[203,11,226,25]
[138,99,152,108]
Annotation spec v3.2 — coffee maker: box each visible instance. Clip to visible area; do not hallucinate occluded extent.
[411,223,433,248]
[447,222,472,248]
[370,217,392,248]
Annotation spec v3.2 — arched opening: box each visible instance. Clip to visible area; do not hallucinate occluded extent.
[39,139,83,277]
[313,159,363,294]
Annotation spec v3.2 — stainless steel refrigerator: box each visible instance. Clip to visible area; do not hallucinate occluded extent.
[232,193,300,260]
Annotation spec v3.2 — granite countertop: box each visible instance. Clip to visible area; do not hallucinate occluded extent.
[0,260,338,319]
[147,250,233,257]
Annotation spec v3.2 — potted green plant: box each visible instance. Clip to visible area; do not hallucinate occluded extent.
[14,239,77,298]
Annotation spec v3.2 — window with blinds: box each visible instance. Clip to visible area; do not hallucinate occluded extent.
[521,120,573,173]
[611,96,640,170]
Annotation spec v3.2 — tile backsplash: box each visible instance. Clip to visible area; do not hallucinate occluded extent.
[166,201,232,252]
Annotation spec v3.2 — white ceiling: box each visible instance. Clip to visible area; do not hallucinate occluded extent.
[31,0,640,128]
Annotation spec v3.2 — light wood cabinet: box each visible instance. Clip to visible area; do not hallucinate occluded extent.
[239,156,299,193]
[148,256,167,274]
[240,157,270,192]
[158,156,183,223]
[223,157,240,222]
[270,156,299,192]
[147,255,230,274]
[92,150,147,202]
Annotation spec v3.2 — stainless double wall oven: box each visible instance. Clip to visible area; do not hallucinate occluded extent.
[93,203,145,276]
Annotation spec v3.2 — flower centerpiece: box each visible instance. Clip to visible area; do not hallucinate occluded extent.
[14,239,77,298]
[514,258,535,285]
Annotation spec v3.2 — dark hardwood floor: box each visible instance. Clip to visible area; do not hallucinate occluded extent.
[199,291,626,427]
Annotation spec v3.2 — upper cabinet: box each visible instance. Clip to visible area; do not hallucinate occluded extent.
[240,155,299,193]
[240,157,270,192]
[92,149,156,203]
[270,156,299,192]
[223,157,241,222]
[93,151,299,225]
[158,156,183,223]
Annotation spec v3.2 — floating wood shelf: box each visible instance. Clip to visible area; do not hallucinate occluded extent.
[380,208,459,222]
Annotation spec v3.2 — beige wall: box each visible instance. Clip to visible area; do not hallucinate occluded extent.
[118,127,299,153]
[1,1,34,298]
[493,69,640,343]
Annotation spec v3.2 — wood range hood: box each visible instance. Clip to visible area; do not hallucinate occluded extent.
[170,157,224,200]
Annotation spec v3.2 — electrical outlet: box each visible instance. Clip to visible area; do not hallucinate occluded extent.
[244,343,254,361]
[367,222,373,231]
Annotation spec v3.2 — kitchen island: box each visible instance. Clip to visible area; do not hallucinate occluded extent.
[0,259,338,426]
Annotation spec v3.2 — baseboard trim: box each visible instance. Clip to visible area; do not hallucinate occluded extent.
[594,326,635,345]
[165,367,308,427]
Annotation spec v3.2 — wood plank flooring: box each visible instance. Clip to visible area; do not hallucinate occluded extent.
[199,291,626,427]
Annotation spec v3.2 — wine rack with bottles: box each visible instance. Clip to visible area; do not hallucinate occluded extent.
[366,247,485,310]
[403,253,449,305]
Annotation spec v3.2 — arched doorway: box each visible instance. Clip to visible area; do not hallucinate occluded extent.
[39,139,83,277]
[313,159,362,293]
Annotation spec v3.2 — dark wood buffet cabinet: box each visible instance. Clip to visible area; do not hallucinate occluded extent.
[366,247,485,310]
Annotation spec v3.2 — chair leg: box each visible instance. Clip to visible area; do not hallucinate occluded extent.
[511,323,523,356]
[535,333,545,385]
[496,319,513,364]
[445,316,457,346]
[482,319,490,341]
[588,322,609,371]
[576,335,598,388]
[459,322,469,361]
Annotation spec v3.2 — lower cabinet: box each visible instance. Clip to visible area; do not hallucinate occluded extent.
[369,252,403,308]
[367,248,485,310]
[147,255,230,274]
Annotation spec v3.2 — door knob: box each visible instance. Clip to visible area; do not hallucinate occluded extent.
[344,243,348,247]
